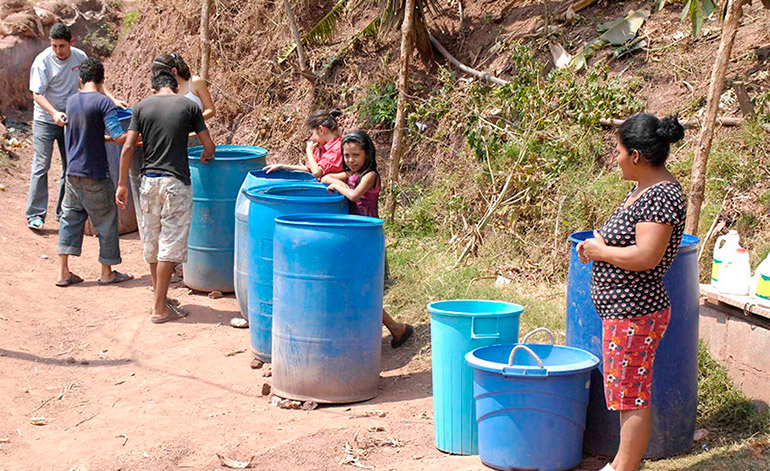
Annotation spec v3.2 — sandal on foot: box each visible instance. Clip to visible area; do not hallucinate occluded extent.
[56,273,84,287]
[151,304,189,324]
[391,324,414,348]
[97,271,134,285]
[28,218,44,230]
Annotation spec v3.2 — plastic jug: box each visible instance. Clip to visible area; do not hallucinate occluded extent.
[749,252,770,307]
[711,230,740,286]
[717,246,751,295]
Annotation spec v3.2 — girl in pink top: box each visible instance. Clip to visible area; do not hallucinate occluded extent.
[323,130,414,348]
[265,109,344,179]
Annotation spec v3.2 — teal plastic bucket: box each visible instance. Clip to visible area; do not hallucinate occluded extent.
[428,299,524,455]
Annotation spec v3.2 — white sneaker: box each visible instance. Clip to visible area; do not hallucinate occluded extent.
[599,465,615,471]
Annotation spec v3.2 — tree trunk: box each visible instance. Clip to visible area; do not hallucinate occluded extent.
[384,0,416,221]
[282,0,314,82]
[199,0,211,81]
[685,0,744,235]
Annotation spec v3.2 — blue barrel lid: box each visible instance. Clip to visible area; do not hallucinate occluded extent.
[466,343,600,377]
[274,213,384,227]
[189,145,269,161]
[568,230,699,251]
[427,299,524,319]
[244,182,345,204]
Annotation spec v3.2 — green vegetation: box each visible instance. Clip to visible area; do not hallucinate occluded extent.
[122,10,139,31]
[356,81,398,128]
[83,24,119,58]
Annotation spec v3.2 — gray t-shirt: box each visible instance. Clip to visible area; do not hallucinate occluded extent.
[29,46,88,124]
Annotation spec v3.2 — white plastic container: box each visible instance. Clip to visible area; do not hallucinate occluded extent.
[749,252,770,307]
[718,246,751,296]
[711,230,740,286]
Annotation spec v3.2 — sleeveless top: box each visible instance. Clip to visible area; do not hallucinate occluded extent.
[183,79,203,110]
[348,172,380,218]
[590,181,686,319]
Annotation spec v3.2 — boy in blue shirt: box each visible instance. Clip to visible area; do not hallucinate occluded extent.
[56,58,134,287]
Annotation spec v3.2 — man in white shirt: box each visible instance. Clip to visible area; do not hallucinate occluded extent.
[26,22,125,230]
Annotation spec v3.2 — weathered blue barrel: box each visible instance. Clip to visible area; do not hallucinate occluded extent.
[234,169,315,317]
[272,214,384,403]
[184,145,267,292]
[566,230,700,458]
[244,185,348,362]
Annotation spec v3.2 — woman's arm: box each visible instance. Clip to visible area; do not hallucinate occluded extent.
[193,76,216,120]
[328,172,377,202]
[580,223,673,272]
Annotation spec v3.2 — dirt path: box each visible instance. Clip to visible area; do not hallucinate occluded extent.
[0,140,489,471]
[0,141,612,471]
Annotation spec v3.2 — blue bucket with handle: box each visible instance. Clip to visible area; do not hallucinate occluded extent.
[466,332,600,471]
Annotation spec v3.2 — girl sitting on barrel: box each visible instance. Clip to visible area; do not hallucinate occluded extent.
[323,130,414,348]
[265,110,344,180]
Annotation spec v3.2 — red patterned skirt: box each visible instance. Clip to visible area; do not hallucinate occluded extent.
[601,307,670,411]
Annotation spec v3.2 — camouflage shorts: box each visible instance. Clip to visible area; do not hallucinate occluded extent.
[138,175,193,264]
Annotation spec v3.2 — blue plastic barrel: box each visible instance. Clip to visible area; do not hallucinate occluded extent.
[103,108,138,234]
[427,300,523,455]
[566,230,700,458]
[466,343,600,471]
[272,214,384,403]
[184,145,267,292]
[244,185,348,362]
[234,169,315,317]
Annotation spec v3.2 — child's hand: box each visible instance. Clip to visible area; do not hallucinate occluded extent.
[326,181,339,193]
[306,140,318,155]
[264,164,284,174]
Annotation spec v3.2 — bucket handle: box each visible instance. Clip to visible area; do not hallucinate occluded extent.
[503,345,547,377]
[471,316,500,340]
[521,327,555,345]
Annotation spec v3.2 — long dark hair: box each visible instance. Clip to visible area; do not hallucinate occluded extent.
[342,130,377,177]
[151,53,192,80]
[306,109,342,131]
[618,113,685,166]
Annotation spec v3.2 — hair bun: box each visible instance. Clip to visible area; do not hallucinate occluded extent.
[329,109,343,119]
[656,115,685,144]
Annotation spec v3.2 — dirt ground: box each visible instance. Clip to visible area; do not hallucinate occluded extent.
[0,135,619,471]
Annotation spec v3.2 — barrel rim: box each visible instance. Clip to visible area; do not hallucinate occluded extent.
[427,299,524,318]
[246,168,317,180]
[188,144,269,161]
[244,183,345,204]
[465,343,600,376]
[274,213,384,228]
[568,230,700,251]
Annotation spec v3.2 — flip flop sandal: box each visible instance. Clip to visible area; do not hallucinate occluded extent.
[391,324,414,349]
[97,271,134,285]
[28,218,44,230]
[151,304,189,324]
[56,273,84,287]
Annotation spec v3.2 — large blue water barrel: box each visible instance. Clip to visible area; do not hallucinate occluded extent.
[428,300,523,455]
[467,343,600,471]
[272,214,384,403]
[234,169,315,318]
[185,145,267,292]
[245,185,348,362]
[566,230,700,458]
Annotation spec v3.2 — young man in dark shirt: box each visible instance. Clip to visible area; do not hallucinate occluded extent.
[57,58,134,287]
[116,70,215,324]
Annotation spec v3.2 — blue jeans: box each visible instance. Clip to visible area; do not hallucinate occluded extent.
[26,121,67,222]
[58,175,121,266]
